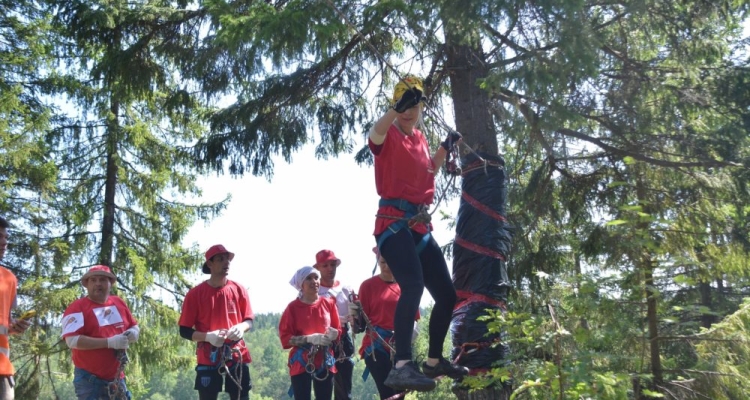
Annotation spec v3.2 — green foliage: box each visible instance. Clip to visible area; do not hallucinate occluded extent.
[2,0,750,399]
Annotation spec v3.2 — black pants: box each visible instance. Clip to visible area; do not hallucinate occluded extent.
[365,353,404,400]
[333,330,354,400]
[195,363,251,400]
[290,371,334,400]
[377,229,457,361]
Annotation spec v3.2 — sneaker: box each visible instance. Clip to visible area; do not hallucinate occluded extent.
[422,357,469,379]
[384,361,437,392]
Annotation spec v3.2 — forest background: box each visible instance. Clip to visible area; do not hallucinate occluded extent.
[2,0,750,399]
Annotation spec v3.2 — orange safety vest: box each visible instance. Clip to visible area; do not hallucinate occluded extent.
[0,266,17,375]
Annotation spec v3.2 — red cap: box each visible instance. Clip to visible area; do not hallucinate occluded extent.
[81,265,117,284]
[202,244,235,274]
[315,249,341,267]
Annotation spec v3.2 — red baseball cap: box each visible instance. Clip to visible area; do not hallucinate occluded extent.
[315,249,341,267]
[202,244,235,274]
[81,265,117,284]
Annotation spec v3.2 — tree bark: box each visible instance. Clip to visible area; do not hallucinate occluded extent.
[444,21,511,399]
[637,175,663,388]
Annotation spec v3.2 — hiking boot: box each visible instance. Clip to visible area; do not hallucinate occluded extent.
[421,357,469,379]
[384,361,436,392]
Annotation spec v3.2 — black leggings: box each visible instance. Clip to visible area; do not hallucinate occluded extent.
[290,371,334,400]
[377,228,457,362]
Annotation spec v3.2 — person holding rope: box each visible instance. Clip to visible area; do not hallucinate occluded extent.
[280,266,341,400]
[349,247,420,400]
[312,250,355,400]
[0,216,32,400]
[179,244,254,400]
[368,74,467,392]
[61,265,139,400]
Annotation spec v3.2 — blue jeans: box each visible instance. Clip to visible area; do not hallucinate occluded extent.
[73,368,131,400]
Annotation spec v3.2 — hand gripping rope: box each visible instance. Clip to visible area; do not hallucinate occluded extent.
[347,292,395,364]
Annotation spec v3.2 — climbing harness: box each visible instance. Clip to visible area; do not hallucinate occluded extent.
[349,293,397,382]
[195,341,244,400]
[286,343,337,397]
[294,344,335,381]
[375,199,433,256]
[215,341,243,390]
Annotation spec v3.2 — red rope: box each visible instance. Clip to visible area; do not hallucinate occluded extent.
[461,192,507,222]
[454,236,507,261]
[460,160,503,175]
[454,290,506,310]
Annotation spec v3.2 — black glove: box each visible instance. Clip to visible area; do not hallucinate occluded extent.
[440,130,462,151]
[393,88,423,113]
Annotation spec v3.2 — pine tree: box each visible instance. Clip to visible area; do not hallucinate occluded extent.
[183,1,750,398]
[4,0,227,396]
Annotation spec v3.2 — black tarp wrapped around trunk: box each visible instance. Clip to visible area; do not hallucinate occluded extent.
[450,151,514,373]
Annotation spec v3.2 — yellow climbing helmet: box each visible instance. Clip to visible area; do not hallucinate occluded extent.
[392,75,424,105]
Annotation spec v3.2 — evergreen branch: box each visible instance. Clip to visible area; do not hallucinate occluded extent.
[664,369,745,377]
[654,335,750,343]
[556,128,743,168]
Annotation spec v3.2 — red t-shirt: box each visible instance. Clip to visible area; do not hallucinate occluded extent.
[369,124,435,235]
[279,297,341,376]
[0,266,17,375]
[179,280,255,365]
[357,276,419,358]
[61,296,138,380]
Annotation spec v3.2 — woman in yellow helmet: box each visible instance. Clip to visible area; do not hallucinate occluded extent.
[367,75,466,392]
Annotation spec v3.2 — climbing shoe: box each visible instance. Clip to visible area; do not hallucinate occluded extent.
[421,357,469,379]
[384,361,436,392]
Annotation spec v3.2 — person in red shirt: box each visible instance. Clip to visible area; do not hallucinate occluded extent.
[350,248,419,400]
[179,244,254,400]
[312,250,355,400]
[0,216,31,400]
[368,75,467,391]
[279,266,341,400]
[60,265,139,400]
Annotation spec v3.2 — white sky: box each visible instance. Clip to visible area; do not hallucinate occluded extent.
[182,144,459,315]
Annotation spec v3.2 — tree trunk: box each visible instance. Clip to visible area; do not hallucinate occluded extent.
[636,176,663,388]
[444,23,512,398]
[444,37,497,155]
[699,282,715,329]
[100,26,122,268]
[101,99,119,268]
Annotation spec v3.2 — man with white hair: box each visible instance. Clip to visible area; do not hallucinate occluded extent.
[61,265,139,399]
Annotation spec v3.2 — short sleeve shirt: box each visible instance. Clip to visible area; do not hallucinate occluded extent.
[61,296,138,380]
[179,280,255,365]
[279,297,341,376]
[369,124,435,235]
